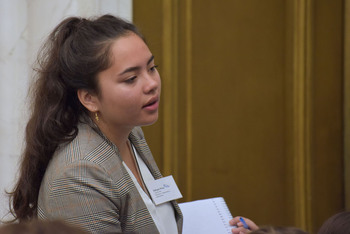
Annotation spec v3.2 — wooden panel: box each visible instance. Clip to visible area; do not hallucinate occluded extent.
[309,0,344,231]
[134,0,345,232]
[189,0,289,226]
[345,0,350,211]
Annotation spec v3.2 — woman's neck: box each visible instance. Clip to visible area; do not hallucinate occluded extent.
[95,120,133,154]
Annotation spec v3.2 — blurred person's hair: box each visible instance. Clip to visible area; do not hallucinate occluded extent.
[250,225,308,234]
[317,211,350,234]
[0,219,87,234]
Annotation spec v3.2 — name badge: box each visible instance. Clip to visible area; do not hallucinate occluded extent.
[146,175,183,205]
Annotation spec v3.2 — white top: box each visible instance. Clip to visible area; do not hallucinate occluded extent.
[122,144,178,234]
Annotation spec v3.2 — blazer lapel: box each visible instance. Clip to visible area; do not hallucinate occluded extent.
[129,127,184,233]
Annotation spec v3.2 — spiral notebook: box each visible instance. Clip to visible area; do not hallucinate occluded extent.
[179,197,235,234]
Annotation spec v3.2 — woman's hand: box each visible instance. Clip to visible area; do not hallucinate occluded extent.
[229,216,259,234]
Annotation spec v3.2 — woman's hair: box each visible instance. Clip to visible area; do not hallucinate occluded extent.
[250,226,308,234]
[8,14,143,222]
[0,219,87,234]
[317,211,350,234]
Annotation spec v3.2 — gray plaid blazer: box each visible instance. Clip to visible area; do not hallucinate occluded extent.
[38,121,183,233]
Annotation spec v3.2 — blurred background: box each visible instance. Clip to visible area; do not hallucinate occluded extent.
[1,0,349,233]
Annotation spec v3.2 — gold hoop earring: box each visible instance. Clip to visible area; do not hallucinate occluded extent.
[95,112,99,122]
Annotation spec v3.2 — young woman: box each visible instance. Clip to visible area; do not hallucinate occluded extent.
[9,15,182,233]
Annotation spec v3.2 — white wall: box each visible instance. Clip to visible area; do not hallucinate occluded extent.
[0,0,132,221]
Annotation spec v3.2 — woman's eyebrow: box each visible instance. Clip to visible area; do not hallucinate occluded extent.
[118,55,154,76]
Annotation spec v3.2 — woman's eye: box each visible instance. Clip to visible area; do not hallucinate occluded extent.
[125,76,137,83]
[150,65,158,72]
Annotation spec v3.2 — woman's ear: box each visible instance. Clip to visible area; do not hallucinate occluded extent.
[77,89,99,112]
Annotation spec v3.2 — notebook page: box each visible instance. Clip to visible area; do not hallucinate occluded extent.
[179,197,235,234]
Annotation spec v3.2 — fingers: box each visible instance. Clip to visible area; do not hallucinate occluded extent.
[229,216,242,226]
[229,216,259,233]
[231,226,251,234]
[240,217,259,230]
[230,216,251,234]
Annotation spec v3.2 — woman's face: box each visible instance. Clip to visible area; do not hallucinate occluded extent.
[95,33,161,130]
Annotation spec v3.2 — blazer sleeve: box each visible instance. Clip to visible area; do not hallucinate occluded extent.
[38,159,122,234]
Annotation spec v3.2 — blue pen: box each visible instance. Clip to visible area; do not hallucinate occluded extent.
[240,217,250,230]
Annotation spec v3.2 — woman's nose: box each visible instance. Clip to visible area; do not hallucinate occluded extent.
[144,73,160,94]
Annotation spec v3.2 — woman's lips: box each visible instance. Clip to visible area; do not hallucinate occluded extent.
[143,99,159,112]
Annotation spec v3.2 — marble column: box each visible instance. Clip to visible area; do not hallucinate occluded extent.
[0,0,132,220]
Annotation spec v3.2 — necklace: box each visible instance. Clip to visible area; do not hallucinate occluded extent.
[127,140,151,197]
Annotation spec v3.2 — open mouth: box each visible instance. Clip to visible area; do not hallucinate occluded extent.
[143,98,159,111]
[143,100,157,108]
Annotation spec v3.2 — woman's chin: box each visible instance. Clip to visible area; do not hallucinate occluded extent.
[140,115,159,127]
